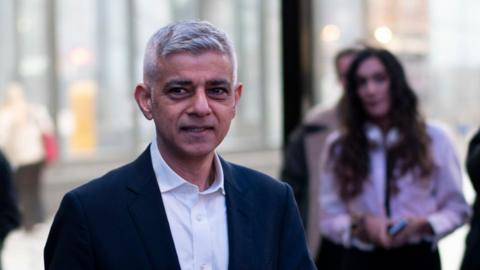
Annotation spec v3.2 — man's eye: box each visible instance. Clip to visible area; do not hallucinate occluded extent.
[168,88,188,97]
[208,88,228,97]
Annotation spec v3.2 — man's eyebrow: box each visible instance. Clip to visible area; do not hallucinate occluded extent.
[164,79,192,88]
[207,79,230,86]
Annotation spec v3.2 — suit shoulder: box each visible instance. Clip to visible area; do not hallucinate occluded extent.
[303,105,339,126]
[226,161,289,193]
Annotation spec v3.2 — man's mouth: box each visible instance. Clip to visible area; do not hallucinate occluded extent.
[181,126,213,132]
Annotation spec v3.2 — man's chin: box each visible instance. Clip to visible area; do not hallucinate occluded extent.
[179,144,217,159]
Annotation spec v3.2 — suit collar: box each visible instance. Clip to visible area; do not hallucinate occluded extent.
[149,139,226,195]
[126,146,181,270]
[125,146,156,195]
[221,159,255,270]
[126,150,255,270]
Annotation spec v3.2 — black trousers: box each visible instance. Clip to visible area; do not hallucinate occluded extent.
[461,210,480,270]
[344,242,441,270]
[316,239,441,270]
[316,238,346,269]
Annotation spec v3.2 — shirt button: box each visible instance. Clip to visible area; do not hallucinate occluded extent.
[200,264,211,270]
[196,214,203,222]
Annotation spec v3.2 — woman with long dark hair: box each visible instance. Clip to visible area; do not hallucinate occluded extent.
[318,48,470,270]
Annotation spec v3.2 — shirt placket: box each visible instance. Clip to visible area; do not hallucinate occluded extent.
[191,195,213,270]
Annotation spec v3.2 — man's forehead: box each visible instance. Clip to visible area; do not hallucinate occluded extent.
[156,51,233,76]
[161,50,230,62]
[164,78,231,85]
[158,51,228,68]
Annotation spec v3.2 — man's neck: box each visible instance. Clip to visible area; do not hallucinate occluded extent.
[160,150,216,192]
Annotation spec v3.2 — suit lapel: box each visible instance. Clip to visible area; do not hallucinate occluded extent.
[222,159,255,270]
[125,151,255,270]
[127,147,181,270]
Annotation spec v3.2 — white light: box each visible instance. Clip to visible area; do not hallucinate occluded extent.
[68,48,94,66]
[321,24,341,42]
[58,109,75,137]
[374,26,393,44]
[19,56,48,76]
[17,18,31,33]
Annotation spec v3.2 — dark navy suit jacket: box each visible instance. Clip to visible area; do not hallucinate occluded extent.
[461,128,480,270]
[44,146,316,270]
[0,150,20,240]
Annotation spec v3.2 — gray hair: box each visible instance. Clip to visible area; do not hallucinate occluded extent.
[143,20,238,85]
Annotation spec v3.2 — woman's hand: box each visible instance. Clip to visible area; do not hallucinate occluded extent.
[389,217,433,247]
[352,214,392,248]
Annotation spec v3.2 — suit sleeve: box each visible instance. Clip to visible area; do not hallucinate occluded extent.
[44,192,95,270]
[278,183,317,270]
[0,151,20,240]
[467,128,480,192]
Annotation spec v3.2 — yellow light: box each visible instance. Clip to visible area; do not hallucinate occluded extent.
[69,80,97,154]
[374,26,393,44]
[321,24,341,42]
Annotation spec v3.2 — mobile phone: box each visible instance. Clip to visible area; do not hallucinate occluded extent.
[388,219,408,235]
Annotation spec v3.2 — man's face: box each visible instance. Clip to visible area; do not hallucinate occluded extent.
[135,51,242,162]
[337,53,357,89]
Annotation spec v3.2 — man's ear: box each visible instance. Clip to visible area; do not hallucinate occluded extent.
[233,83,243,115]
[134,83,153,120]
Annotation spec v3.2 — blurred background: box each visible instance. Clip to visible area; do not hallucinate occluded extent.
[0,0,479,269]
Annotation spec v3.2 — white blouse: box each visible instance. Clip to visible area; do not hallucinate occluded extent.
[318,122,471,249]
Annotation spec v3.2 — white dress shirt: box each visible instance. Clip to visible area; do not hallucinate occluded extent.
[150,139,229,270]
[319,122,471,249]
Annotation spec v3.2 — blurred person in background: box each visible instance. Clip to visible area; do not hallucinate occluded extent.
[0,150,20,270]
[318,47,470,270]
[0,82,55,232]
[460,127,480,270]
[44,20,315,270]
[280,46,360,267]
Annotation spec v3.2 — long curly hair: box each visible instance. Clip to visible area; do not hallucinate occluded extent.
[330,48,434,201]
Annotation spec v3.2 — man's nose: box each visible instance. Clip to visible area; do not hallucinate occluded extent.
[189,90,212,116]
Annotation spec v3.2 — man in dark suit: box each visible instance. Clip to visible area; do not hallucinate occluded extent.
[0,150,20,270]
[461,127,480,270]
[44,20,315,270]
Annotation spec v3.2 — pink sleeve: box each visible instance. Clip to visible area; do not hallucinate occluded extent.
[427,126,471,239]
[318,133,352,247]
